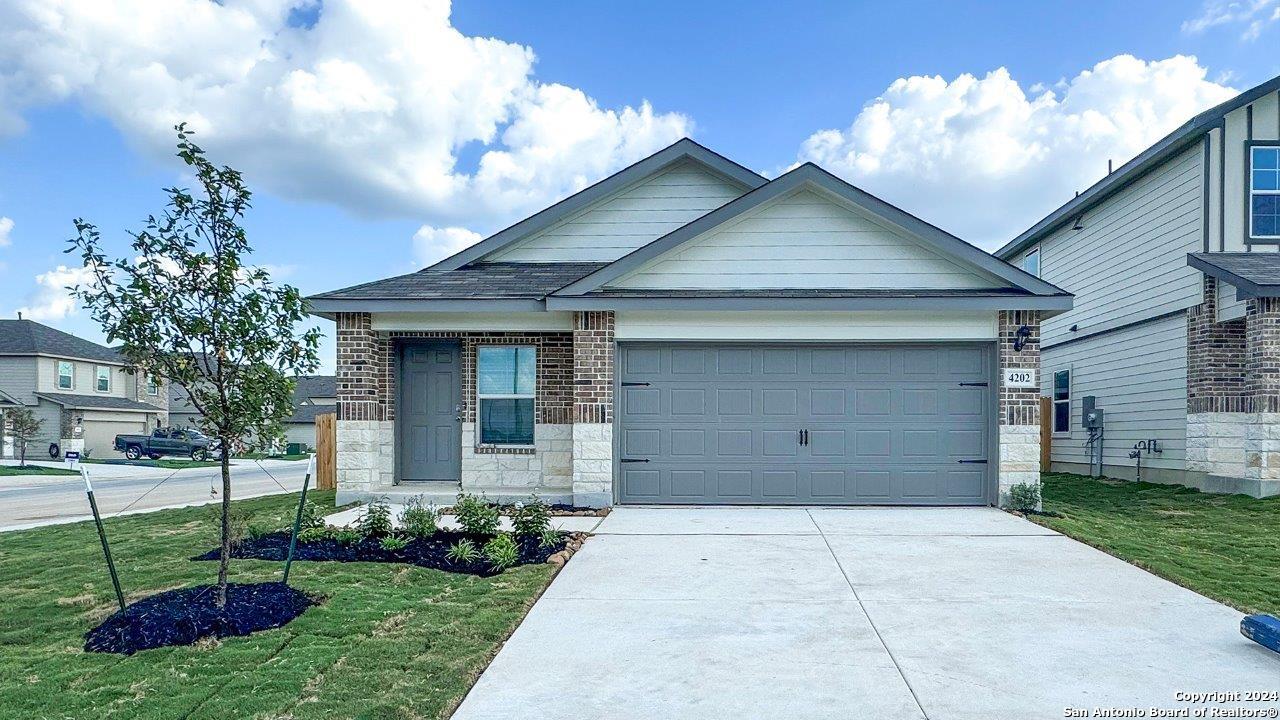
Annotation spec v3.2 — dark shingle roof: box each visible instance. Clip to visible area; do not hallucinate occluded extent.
[1188,253,1280,296]
[293,375,335,401]
[34,392,164,412]
[0,320,123,363]
[288,403,334,424]
[309,262,606,301]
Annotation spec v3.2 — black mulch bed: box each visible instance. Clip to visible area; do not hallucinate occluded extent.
[193,530,569,577]
[84,582,314,655]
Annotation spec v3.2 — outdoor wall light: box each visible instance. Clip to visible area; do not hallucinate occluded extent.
[1013,325,1032,351]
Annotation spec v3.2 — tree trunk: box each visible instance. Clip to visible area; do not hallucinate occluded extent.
[216,449,232,608]
[18,440,25,468]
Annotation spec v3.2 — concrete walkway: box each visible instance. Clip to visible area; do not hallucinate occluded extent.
[452,506,1280,720]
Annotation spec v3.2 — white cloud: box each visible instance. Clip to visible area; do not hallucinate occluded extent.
[0,216,12,247]
[1183,0,1280,40]
[794,55,1238,249]
[0,0,691,229]
[16,264,95,320]
[412,225,482,267]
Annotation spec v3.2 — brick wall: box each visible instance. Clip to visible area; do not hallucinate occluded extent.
[572,311,615,424]
[1246,297,1280,414]
[998,310,1040,426]
[336,312,383,421]
[1188,277,1247,414]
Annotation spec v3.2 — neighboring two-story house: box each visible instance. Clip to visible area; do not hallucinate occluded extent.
[995,73,1280,498]
[0,318,167,459]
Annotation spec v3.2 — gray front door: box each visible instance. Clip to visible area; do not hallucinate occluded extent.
[617,343,992,505]
[399,342,462,481]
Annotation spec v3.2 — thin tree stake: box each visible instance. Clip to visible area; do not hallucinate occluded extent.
[82,467,126,611]
[282,454,315,585]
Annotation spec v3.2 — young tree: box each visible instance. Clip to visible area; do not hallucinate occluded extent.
[68,124,321,607]
[8,408,44,468]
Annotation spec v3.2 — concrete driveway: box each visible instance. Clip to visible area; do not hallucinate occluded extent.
[453,506,1279,720]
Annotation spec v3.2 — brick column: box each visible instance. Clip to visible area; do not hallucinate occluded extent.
[571,311,615,507]
[1244,297,1280,492]
[335,312,393,502]
[997,310,1041,507]
[1186,277,1248,478]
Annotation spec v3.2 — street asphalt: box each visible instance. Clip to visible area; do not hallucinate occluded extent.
[0,458,311,531]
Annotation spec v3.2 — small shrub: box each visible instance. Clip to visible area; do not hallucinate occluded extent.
[298,500,326,531]
[334,527,361,545]
[538,527,563,549]
[398,496,439,539]
[483,534,520,572]
[511,496,551,539]
[246,524,271,542]
[356,496,393,538]
[1007,482,1042,512]
[298,526,330,543]
[445,538,479,564]
[379,535,409,552]
[454,492,500,536]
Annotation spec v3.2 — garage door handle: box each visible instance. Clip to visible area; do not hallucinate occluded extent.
[621,382,650,387]
[620,458,649,463]
[958,459,988,464]
[958,382,989,387]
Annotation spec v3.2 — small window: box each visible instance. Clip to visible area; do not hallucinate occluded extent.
[477,346,536,445]
[1023,248,1040,277]
[146,376,160,395]
[95,366,111,393]
[1252,146,1280,240]
[57,361,73,390]
[1052,369,1071,434]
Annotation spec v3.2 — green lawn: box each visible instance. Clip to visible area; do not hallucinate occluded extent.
[0,491,556,719]
[1030,472,1280,615]
[85,457,223,469]
[0,464,80,476]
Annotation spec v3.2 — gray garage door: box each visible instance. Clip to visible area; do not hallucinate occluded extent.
[617,343,993,505]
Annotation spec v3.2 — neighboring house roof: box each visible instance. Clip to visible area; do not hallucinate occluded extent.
[1187,253,1280,298]
[287,403,334,424]
[554,163,1069,307]
[309,263,606,313]
[34,392,165,413]
[428,138,766,272]
[0,389,22,407]
[996,73,1280,260]
[0,319,124,364]
[293,375,336,402]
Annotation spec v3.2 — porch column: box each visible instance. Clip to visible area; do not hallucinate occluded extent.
[1186,277,1247,480]
[335,312,393,503]
[572,311,615,507]
[997,310,1041,507]
[1244,297,1280,496]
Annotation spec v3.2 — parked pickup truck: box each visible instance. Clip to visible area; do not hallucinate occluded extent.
[114,427,214,461]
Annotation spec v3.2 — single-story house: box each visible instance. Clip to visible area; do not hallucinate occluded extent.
[0,318,168,459]
[309,139,1072,507]
[171,373,335,450]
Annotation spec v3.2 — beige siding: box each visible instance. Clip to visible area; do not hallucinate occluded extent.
[1216,280,1248,321]
[0,356,38,405]
[609,188,1001,290]
[1043,314,1187,473]
[1222,93,1280,251]
[37,356,130,397]
[1037,143,1204,346]
[489,160,748,263]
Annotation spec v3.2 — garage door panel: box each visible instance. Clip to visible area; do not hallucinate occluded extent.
[618,343,992,505]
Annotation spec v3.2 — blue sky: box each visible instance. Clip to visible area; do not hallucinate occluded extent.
[1,0,1278,373]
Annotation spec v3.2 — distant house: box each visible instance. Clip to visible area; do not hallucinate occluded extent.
[0,319,167,459]
[170,374,333,451]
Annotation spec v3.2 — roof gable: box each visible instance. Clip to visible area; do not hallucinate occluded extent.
[429,138,765,271]
[603,187,1002,291]
[555,164,1064,298]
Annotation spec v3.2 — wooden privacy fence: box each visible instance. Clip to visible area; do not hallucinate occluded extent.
[314,412,336,491]
[1039,396,1052,472]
